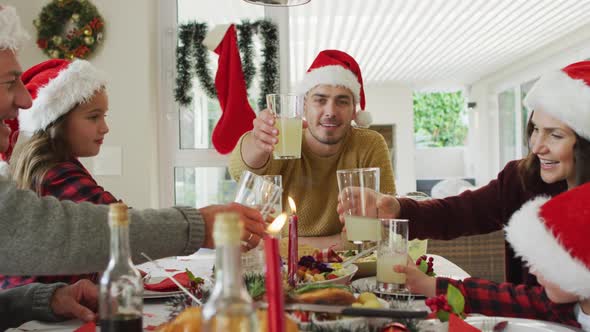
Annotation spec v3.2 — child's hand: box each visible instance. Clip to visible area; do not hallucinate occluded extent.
[393,257,436,298]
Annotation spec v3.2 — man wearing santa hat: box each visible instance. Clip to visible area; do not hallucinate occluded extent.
[0,5,266,329]
[229,49,395,247]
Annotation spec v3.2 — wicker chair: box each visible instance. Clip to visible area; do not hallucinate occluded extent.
[427,230,506,282]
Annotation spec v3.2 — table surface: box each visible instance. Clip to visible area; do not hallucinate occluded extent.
[11,251,469,331]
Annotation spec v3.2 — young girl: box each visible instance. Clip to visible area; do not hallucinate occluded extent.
[0,59,119,289]
[397,182,590,330]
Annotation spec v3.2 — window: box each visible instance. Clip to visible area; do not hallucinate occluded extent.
[496,78,538,169]
[498,89,516,168]
[157,0,264,207]
[413,91,468,147]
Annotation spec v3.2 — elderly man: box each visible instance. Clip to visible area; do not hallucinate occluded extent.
[0,5,265,329]
[229,49,395,248]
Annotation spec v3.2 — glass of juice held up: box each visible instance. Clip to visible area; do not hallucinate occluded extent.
[266,93,304,160]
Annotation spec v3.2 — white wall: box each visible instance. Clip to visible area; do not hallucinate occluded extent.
[365,83,416,194]
[467,23,590,186]
[415,147,465,179]
[7,0,160,209]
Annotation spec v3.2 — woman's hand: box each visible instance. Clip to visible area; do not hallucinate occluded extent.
[336,188,401,225]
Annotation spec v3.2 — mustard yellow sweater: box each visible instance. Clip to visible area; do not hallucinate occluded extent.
[229,128,396,237]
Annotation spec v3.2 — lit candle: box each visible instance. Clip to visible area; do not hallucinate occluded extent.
[264,213,287,332]
[287,197,298,288]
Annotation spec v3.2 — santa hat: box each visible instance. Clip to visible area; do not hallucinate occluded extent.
[505,182,590,298]
[18,59,106,136]
[0,5,28,51]
[297,50,372,128]
[523,60,590,140]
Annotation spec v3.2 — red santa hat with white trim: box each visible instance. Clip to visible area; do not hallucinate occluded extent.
[1,59,106,164]
[17,59,106,136]
[524,60,590,140]
[505,182,590,298]
[296,50,372,128]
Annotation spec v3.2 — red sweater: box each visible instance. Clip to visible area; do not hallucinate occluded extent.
[436,277,580,328]
[399,160,566,285]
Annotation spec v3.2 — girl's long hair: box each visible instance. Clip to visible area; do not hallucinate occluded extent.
[518,111,590,190]
[10,115,72,194]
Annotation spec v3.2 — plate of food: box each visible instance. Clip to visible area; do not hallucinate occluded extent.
[350,276,428,300]
[339,249,377,278]
[288,284,390,330]
[296,255,358,285]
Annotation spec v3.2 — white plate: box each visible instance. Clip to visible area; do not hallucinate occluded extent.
[143,289,184,299]
[291,295,389,331]
[465,316,581,332]
[302,264,359,285]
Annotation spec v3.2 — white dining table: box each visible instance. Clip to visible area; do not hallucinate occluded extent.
[11,251,469,332]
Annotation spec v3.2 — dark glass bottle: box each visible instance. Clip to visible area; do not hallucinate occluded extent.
[99,203,143,332]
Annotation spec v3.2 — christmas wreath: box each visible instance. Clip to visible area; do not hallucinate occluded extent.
[175,19,279,111]
[34,0,105,60]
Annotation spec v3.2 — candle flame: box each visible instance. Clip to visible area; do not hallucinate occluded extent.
[268,213,288,234]
[288,196,296,213]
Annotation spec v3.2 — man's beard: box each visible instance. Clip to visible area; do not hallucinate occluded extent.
[308,125,348,145]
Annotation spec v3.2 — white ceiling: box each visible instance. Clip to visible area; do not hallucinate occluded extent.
[287,0,590,88]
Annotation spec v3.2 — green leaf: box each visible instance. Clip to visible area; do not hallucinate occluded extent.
[436,310,450,322]
[418,260,428,274]
[446,284,465,314]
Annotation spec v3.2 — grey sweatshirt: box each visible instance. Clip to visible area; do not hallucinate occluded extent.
[0,283,66,331]
[0,177,205,328]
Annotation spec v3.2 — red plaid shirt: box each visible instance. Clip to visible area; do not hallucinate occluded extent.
[0,159,120,289]
[437,277,581,328]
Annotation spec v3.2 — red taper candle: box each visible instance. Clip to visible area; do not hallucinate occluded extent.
[264,213,287,332]
[287,197,298,288]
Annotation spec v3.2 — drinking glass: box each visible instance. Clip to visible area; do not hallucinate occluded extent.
[336,167,381,249]
[262,175,283,219]
[234,170,282,219]
[267,94,304,160]
[403,192,430,261]
[376,219,409,295]
[234,171,283,275]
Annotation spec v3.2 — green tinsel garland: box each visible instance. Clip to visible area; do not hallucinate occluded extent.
[175,19,279,111]
[34,0,105,60]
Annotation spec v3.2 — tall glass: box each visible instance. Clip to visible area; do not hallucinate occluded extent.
[404,192,430,261]
[267,94,304,160]
[262,175,283,219]
[376,219,409,295]
[235,171,282,274]
[336,168,381,249]
[235,171,282,219]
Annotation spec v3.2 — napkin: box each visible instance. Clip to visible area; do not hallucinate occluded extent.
[144,272,190,292]
[74,321,96,332]
[449,314,481,332]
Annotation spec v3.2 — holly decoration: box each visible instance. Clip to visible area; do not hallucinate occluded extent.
[424,284,466,322]
[34,0,104,60]
[175,19,279,111]
[416,255,436,276]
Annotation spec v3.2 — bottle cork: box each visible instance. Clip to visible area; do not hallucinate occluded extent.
[108,202,129,226]
[213,212,243,245]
